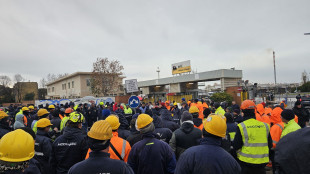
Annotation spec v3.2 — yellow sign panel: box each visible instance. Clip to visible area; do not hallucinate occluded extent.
[172,66,191,75]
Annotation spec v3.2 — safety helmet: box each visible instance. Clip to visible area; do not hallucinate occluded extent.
[189,106,199,114]
[0,129,35,162]
[69,112,85,123]
[48,105,55,109]
[99,102,104,106]
[203,115,227,138]
[136,114,153,129]
[37,118,53,128]
[22,107,29,112]
[88,120,113,140]
[37,109,49,117]
[65,108,74,114]
[105,115,120,130]
[0,111,8,119]
[240,100,256,110]
[28,105,34,110]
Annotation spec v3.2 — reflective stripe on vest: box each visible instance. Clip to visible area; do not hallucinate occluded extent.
[276,123,283,131]
[237,119,270,164]
[121,139,126,159]
[35,152,44,156]
[239,122,269,147]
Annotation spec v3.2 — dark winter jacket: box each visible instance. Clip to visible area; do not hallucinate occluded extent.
[35,130,53,174]
[126,131,143,147]
[275,127,310,174]
[0,121,11,139]
[51,117,61,130]
[68,151,134,174]
[128,132,176,174]
[118,128,131,140]
[293,106,309,128]
[50,127,88,174]
[169,122,202,159]
[160,110,180,132]
[153,114,173,143]
[175,137,241,174]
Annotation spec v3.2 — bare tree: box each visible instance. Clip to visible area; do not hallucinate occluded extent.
[14,74,24,103]
[91,58,124,96]
[45,73,68,83]
[0,76,11,87]
[40,78,47,88]
[302,70,309,84]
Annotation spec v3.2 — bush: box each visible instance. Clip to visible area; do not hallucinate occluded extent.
[298,82,310,92]
[210,92,233,105]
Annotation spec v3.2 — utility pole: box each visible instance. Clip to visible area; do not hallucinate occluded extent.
[156,67,160,79]
[273,51,277,95]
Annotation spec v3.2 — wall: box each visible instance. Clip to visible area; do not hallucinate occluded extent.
[14,82,39,102]
[115,95,131,104]
[225,86,242,106]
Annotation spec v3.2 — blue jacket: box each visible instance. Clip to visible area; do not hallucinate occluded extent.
[128,132,176,174]
[50,127,88,174]
[68,151,134,174]
[35,130,53,174]
[175,137,241,174]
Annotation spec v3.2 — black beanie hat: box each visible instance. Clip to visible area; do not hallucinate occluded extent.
[281,109,295,121]
[181,111,193,122]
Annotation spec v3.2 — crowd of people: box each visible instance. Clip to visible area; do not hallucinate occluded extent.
[0,97,309,174]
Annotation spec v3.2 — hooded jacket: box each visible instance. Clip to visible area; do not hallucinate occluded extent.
[271,107,283,124]
[153,114,173,143]
[50,127,88,174]
[160,110,180,132]
[14,114,25,130]
[175,137,241,174]
[169,122,202,159]
[293,104,310,128]
[35,130,53,174]
[128,132,176,174]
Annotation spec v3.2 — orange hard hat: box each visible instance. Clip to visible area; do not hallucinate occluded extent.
[240,100,256,110]
[65,108,74,114]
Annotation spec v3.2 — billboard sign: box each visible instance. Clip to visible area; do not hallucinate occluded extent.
[125,79,139,93]
[172,60,191,75]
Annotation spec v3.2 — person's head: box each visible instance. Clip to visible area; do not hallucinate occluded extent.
[0,111,10,127]
[202,115,227,138]
[189,106,199,118]
[105,115,120,132]
[232,101,236,105]
[22,107,29,115]
[37,109,50,119]
[240,100,256,118]
[181,111,193,124]
[28,105,34,112]
[233,109,240,116]
[87,120,113,152]
[136,114,154,134]
[295,101,302,108]
[65,108,73,117]
[170,103,174,108]
[37,118,53,132]
[194,99,199,103]
[214,102,220,109]
[224,113,234,123]
[67,112,85,129]
[203,108,211,118]
[142,102,145,107]
[48,105,55,112]
[0,129,35,172]
[281,109,295,123]
[181,98,186,102]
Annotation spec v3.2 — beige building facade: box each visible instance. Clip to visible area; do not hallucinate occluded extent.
[46,72,124,99]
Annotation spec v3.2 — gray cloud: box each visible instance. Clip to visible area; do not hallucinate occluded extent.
[0,0,309,84]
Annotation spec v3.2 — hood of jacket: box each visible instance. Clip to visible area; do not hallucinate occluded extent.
[256,104,265,115]
[193,118,202,127]
[15,114,24,123]
[160,110,173,121]
[153,115,163,128]
[63,126,83,139]
[180,122,194,134]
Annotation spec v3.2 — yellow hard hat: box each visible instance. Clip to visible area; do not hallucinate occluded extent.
[69,112,85,123]
[189,106,199,114]
[0,129,35,162]
[173,102,178,106]
[28,105,34,110]
[0,111,8,119]
[99,102,104,106]
[37,109,49,117]
[105,115,120,130]
[37,118,53,128]
[203,115,227,138]
[48,105,55,109]
[88,120,113,140]
[136,114,153,129]
[22,107,29,112]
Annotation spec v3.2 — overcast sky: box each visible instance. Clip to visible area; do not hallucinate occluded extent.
[1,0,309,86]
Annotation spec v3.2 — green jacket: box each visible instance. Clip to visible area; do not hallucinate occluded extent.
[215,106,225,116]
[281,119,301,138]
[123,104,133,114]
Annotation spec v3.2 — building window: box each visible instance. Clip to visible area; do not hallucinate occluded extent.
[64,84,66,90]
[72,81,74,88]
[52,87,54,92]
[68,83,70,89]
[48,88,50,92]
[86,79,91,86]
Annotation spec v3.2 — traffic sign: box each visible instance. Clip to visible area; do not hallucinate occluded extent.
[128,96,140,108]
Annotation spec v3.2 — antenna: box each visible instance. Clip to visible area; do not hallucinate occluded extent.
[156,67,160,79]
